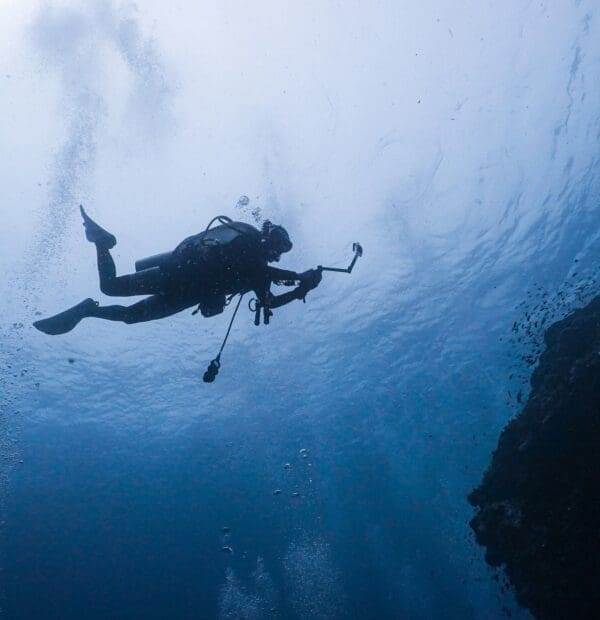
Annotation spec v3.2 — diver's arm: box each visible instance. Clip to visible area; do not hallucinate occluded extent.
[252,267,321,310]
[265,266,301,283]
[262,268,322,308]
[251,281,307,310]
[267,287,307,309]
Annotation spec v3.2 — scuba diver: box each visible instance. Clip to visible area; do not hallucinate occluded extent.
[33,206,323,336]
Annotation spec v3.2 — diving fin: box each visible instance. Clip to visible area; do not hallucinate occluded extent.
[80,205,116,248]
[33,298,98,335]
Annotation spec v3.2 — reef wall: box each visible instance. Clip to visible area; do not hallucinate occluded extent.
[469,296,600,618]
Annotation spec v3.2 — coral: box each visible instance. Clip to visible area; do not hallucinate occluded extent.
[469,296,600,618]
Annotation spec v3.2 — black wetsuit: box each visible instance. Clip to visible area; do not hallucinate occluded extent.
[91,221,305,325]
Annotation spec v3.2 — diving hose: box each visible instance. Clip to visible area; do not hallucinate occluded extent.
[203,293,244,383]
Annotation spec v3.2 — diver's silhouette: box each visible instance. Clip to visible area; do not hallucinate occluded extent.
[33,206,322,335]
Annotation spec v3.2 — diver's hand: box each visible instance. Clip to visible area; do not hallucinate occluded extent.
[295,269,322,302]
[298,268,322,291]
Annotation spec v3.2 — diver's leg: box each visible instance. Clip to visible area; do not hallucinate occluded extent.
[90,294,194,324]
[80,205,162,297]
[96,243,117,287]
[33,295,194,335]
[95,245,164,297]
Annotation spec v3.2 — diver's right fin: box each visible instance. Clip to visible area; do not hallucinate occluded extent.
[80,205,116,248]
[33,298,98,335]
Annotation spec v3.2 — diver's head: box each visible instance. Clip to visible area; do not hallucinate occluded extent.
[261,220,292,262]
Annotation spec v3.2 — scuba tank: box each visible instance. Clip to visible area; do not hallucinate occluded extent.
[134,216,256,273]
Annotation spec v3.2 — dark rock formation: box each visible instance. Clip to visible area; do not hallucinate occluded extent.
[469,296,600,619]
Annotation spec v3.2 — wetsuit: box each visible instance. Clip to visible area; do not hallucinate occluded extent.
[33,213,320,336]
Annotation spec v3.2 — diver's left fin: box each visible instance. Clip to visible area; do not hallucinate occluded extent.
[33,298,98,335]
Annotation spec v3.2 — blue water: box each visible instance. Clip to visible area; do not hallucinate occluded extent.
[2,2,600,618]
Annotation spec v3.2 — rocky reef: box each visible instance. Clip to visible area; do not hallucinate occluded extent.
[469,296,600,618]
